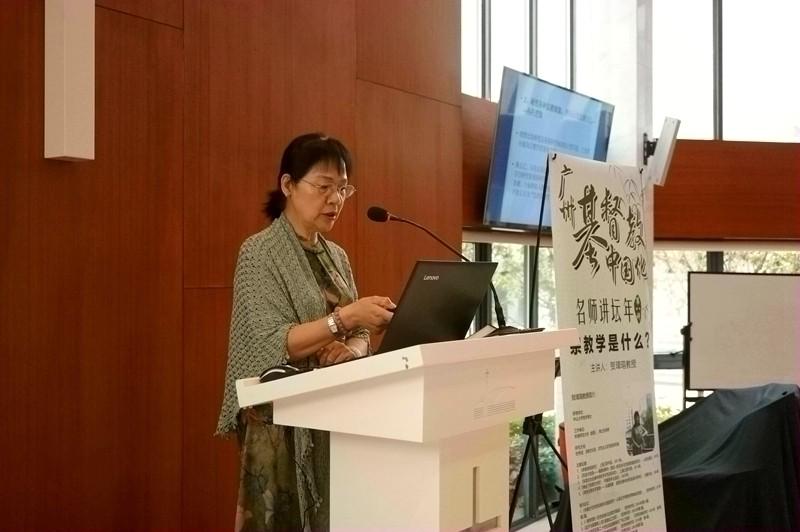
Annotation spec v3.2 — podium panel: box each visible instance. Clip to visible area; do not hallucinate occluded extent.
[236,329,579,531]
[330,425,508,531]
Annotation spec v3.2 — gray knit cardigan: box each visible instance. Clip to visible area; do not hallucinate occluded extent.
[216,213,363,435]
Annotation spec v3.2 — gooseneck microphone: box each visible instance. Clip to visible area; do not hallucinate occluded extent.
[367,206,508,328]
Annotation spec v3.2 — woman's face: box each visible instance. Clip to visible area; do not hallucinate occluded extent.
[282,161,350,238]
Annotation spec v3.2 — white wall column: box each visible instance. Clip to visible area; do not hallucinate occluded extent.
[574,0,652,166]
[45,0,94,160]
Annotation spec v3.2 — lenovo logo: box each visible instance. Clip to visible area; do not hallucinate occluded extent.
[423,275,440,281]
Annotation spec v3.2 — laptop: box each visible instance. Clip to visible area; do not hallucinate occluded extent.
[376,260,498,354]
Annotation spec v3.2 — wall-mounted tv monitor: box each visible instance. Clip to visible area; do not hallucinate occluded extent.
[483,67,615,231]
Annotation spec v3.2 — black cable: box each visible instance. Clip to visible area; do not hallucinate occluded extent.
[527,154,551,329]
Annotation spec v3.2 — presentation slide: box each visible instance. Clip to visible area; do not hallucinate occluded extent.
[485,68,613,230]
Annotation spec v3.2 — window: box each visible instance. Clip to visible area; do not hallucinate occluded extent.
[722,0,800,141]
[654,369,683,422]
[510,412,562,523]
[490,0,531,101]
[724,250,800,273]
[490,243,529,327]
[652,250,706,354]
[460,0,570,100]
[462,241,477,261]
[534,247,557,329]
[481,241,562,526]
[652,0,714,139]
[652,250,708,420]
[461,0,483,98]
[536,0,570,88]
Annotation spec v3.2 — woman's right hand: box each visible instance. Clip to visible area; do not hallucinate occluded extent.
[339,296,396,333]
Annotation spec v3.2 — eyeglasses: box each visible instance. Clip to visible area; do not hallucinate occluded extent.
[301,179,356,199]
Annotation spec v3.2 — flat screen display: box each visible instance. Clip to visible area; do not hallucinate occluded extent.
[483,67,614,231]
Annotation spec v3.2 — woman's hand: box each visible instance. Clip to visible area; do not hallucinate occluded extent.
[339,296,395,333]
[317,340,358,366]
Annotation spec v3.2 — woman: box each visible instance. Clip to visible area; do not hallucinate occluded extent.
[216,133,395,531]
[630,410,648,455]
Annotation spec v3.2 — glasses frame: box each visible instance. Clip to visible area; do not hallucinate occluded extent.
[300,179,356,200]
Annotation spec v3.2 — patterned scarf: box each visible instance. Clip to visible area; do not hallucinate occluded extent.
[216,213,360,529]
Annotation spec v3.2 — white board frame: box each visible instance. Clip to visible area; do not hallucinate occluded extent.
[687,272,800,390]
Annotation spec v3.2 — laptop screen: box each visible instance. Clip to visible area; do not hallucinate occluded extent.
[376,260,498,354]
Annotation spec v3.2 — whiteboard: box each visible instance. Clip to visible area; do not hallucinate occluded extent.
[688,272,800,389]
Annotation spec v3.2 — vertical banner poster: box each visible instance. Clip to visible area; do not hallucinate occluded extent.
[548,152,666,530]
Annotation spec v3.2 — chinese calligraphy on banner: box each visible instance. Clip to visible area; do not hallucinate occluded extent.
[548,152,666,531]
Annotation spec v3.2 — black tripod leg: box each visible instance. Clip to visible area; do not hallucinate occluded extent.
[509,427,532,525]
[534,419,568,470]
[531,438,554,529]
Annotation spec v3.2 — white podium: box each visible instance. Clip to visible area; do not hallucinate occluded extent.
[236,328,578,531]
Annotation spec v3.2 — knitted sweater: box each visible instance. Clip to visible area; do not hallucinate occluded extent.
[216,214,363,435]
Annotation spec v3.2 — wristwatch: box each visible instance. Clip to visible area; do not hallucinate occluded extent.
[326,313,339,335]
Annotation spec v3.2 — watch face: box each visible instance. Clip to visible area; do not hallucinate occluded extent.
[327,314,338,334]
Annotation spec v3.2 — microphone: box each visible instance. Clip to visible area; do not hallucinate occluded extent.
[367,205,508,328]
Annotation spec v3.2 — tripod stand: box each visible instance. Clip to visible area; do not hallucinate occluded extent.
[508,412,569,528]
[508,152,568,527]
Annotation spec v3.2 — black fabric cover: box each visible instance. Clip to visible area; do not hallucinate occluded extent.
[552,384,800,530]
[659,383,800,530]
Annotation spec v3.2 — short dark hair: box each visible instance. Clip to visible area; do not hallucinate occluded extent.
[264,133,353,219]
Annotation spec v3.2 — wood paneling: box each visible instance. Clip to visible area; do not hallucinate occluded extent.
[184,0,361,288]
[1,0,464,528]
[461,95,800,241]
[72,11,184,528]
[0,2,36,527]
[182,288,239,530]
[462,94,497,227]
[356,0,460,106]
[654,140,800,240]
[184,0,290,288]
[355,81,462,307]
[288,0,358,255]
[0,5,183,528]
[97,0,183,28]
[288,0,356,142]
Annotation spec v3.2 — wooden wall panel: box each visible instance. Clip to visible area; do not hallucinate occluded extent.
[185,0,361,288]
[182,288,239,530]
[82,9,183,528]
[288,0,358,255]
[184,0,290,288]
[97,0,183,28]
[355,81,462,307]
[1,0,465,528]
[654,140,800,240]
[0,5,183,528]
[461,95,800,241]
[72,11,184,528]
[356,0,460,106]
[0,2,36,527]
[462,94,496,227]
[288,0,356,142]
